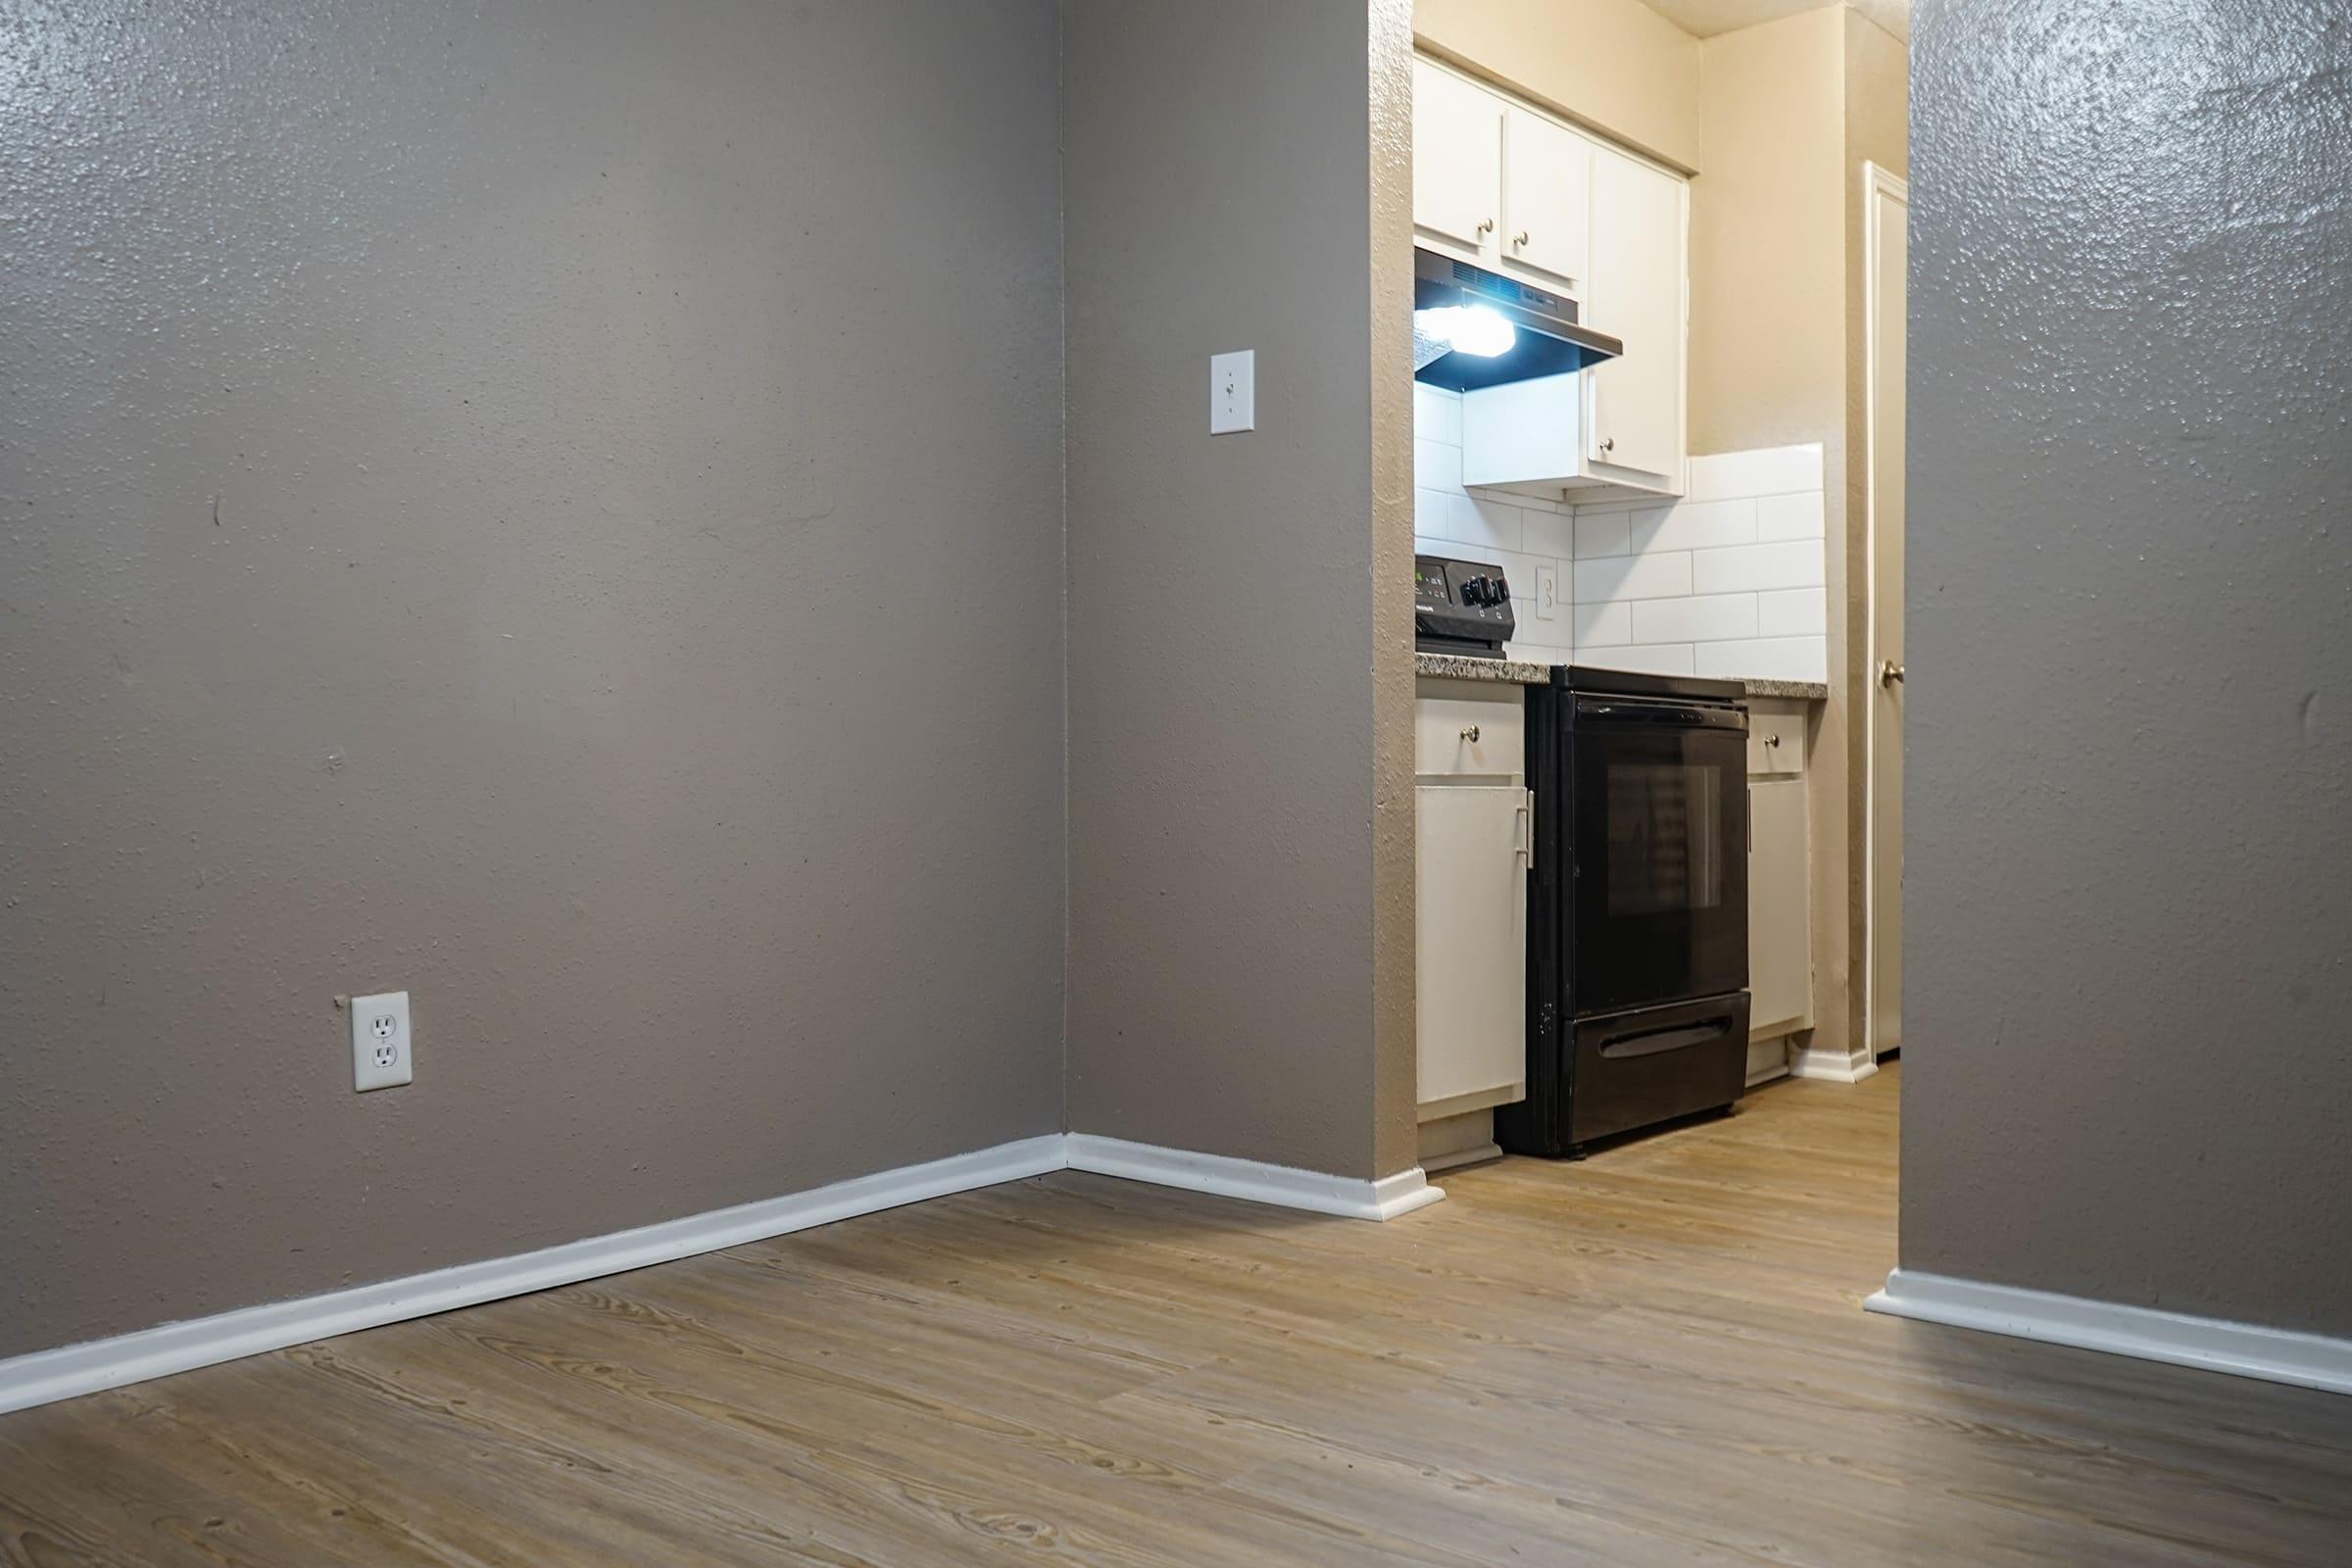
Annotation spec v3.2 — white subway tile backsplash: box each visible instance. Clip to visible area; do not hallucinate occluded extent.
[1414,384,1462,446]
[1756,586,1829,638]
[1414,437,1461,493]
[1584,643,1695,676]
[1685,444,1823,502]
[1573,508,1634,559]
[1629,593,1760,645]
[1520,506,1574,559]
[1452,495,1523,552]
[1494,549,1542,601]
[1576,550,1691,603]
[1506,639,1571,667]
[1630,497,1756,554]
[1691,539,1826,596]
[1543,442,1834,681]
[1415,487,1458,538]
[1572,599,1631,648]
[1755,490,1827,542]
[1694,636,1828,682]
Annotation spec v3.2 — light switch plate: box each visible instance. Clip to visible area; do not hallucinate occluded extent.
[351,990,413,1091]
[1210,350,1254,434]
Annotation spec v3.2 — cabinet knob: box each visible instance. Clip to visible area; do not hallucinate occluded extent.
[1598,436,1616,456]
[1513,229,1530,247]
[1765,733,1782,748]
[1460,724,1481,743]
[1476,218,1495,236]
[1881,660,1906,687]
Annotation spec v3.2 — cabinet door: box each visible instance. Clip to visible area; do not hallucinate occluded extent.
[1501,107,1591,289]
[1413,58,1502,259]
[1747,777,1813,1037]
[1416,784,1530,1110]
[1586,145,1686,482]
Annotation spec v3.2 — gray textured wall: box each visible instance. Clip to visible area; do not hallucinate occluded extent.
[0,0,1066,1357]
[1063,0,1419,1180]
[1905,0,2352,1334]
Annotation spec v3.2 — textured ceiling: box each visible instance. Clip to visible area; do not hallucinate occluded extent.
[1643,0,1911,42]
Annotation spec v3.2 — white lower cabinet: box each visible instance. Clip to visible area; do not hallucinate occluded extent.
[1745,698,1815,1083]
[1416,783,1529,1111]
[1415,679,1530,1169]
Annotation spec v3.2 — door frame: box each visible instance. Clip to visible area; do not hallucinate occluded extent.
[1860,161,1909,1062]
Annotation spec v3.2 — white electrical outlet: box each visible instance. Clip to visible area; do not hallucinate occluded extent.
[1209,349,1254,434]
[351,990,413,1091]
[1532,563,1563,625]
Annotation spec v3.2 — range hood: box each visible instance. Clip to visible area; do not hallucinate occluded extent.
[1412,247,1623,392]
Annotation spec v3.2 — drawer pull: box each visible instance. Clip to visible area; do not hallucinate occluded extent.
[1460,724,1481,743]
[1764,733,1781,749]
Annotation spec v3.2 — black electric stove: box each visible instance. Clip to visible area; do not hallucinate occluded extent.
[1497,666,1753,1156]
[1414,553,1515,657]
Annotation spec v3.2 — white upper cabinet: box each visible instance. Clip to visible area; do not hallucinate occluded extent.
[1422,52,1690,503]
[1584,145,1687,484]
[1500,107,1591,289]
[1412,57,1502,260]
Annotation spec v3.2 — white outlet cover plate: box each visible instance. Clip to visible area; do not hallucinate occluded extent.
[1532,563,1563,623]
[1209,349,1254,434]
[351,990,413,1091]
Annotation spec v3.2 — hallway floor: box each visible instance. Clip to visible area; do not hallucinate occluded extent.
[5,1062,2349,1565]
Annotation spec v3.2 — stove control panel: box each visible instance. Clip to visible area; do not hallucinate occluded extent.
[1415,554,1516,657]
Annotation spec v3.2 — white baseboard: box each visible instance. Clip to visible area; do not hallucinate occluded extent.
[0,1135,1063,1418]
[1866,1268,2352,1396]
[0,1132,1442,1416]
[1788,1041,1878,1083]
[1064,1133,1445,1221]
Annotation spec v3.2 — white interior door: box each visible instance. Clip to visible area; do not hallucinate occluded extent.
[1866,166,1908,1057]
[1585,146,1684,480]
[1412,59,1501,259]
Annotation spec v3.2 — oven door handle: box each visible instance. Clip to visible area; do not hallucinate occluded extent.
[1574,699,1746,733]
[1596,1014,1737,1059]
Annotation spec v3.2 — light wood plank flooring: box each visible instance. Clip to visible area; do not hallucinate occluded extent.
[5,1062,2349,1565]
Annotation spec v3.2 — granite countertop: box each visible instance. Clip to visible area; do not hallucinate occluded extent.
[1414,652,1828,702]
[1741,677,1830,701]
[1413,652,1554,685]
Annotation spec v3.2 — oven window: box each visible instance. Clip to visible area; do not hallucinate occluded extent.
[1604,762,1724,917]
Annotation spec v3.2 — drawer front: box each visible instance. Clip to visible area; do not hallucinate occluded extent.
[1415,686,1526,777]
[1747,699,1807,777]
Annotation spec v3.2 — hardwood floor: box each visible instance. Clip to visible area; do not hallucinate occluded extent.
[5,1062,2348,1565]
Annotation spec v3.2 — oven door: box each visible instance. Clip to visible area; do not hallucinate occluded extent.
[1569,694,1749,1014]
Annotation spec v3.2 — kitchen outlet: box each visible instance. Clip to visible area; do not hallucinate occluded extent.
[1209,350,1254,434]
[1532,564,1563,625]
[351,990,413,1091]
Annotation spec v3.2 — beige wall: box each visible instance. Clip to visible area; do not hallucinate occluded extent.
[1063,0,1419,1180]
[1685,4,1908,1060]
[1688,7,1847,459]
[1415,0,1703,170]
[0,0,1067,1360]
